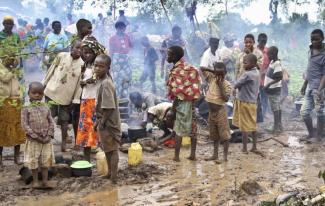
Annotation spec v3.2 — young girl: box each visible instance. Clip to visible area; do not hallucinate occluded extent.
[0,58,25,166]
[76,36,106,161]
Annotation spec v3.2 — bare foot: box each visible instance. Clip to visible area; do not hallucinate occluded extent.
[173,157,180,162]
[215,160,222,164]
[250,148,258,152]
[32,181,39,188]
[205,156,218,161]
[242,149,248,154]
[187,156,196,161]
[42,181,50,188]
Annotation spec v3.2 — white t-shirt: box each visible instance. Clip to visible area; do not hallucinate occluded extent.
[200,48,222,69]
[81,67,100,99]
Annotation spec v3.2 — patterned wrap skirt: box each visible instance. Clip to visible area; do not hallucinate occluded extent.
[0,98,26,147]
[76,99,98,147]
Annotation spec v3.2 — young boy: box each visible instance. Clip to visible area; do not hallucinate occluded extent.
[201,62,232,162]
[264,46,283,134]
[166,46,200,162]
[94,54,121,184]
[233,54,260,153]
[139,36,159,94]
[43,40,84,152]
[21,82,55,188]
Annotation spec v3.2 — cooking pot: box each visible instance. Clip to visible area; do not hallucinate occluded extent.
[70,161,93,177]
[128,126,147,141]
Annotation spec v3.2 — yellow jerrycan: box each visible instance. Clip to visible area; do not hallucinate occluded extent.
[128,142,142,166]
[182,136,191,146]
[96,149,108,176]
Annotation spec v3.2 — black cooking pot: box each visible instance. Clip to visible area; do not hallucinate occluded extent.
[71,168,92,177]
[128,126,147,141]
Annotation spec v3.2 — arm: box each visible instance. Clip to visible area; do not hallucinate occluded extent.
[46,108,55,138]
[265,71,283,88]
[234,73,250,89]
[160,40,167,77]
[21,108,41,141]
[218,80,231,102]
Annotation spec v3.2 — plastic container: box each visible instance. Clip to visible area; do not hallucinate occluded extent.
[70,160,93,177]
[96,149,108,176]
[128,142,142,166]
[182,136,191,146]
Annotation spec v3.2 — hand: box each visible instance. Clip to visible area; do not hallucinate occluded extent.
[315,90,323,102]
[300,85,307,96]
[94,121,99,131]
[263,84,270,90]
[233,89,237,97]
[86,78,96,84]
[244,47,251,54]
[216,76,224,86]
[80,80,87,87]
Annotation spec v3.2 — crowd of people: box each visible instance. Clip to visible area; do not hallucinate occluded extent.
[0,10,324,188]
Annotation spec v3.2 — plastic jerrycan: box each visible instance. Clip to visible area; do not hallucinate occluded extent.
[96,149,108,176]
[182,136,191,146]
[128,142,142,166]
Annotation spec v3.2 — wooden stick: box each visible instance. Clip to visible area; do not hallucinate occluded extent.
[258,137,289,147]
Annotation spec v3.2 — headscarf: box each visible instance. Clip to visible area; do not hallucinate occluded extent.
[3,16,14,22]
[81,35,106,55]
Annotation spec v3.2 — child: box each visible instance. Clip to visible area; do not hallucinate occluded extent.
[21,82,55,188]
[263,46,283,134]
[166,46,200,162]
[233,54,260,153]
[94,54,121,184]
[76,37,106,161]
[139,36,159,94]
[76,19,93,40]
[43,40,84,152]
[201,62,232,162]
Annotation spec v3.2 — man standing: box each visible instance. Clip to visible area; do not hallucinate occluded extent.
[200,37,221,69]
[166,46,200,162]
[42,21,69,70]
[300,29,325,141]
[257,33,270,118]
[160,25,188,79]
[0,16,21,58]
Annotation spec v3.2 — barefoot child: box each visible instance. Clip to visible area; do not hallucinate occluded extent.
[233,54,260,153]
[21,82,55,188]
[76,37,106,161]
[94,54,121,184]
[43,40,84,152]
[201,62,232,162]
[166,46,201,162]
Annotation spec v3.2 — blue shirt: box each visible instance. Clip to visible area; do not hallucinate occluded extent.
[306,45,325,90]
[235,68,260,104]
[43,32,69,52]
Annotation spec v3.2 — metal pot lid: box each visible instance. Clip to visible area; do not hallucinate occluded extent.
[70,160,93,169]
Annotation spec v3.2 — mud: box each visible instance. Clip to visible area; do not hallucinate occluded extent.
[1,72,325,205]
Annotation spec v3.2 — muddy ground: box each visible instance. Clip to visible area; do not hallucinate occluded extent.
[1,106,325,206]
[1,72,325,205]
